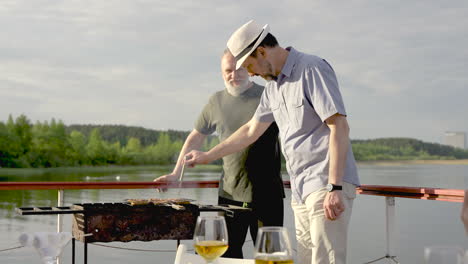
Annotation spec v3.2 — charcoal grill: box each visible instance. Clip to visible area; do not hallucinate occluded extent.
[17,201,250,264]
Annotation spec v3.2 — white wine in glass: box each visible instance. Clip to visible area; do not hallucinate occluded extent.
[424,246,465,264]
[193,215,229,264]
[254,227,294,264]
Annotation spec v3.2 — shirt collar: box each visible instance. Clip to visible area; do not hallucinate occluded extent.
[279,46,298,79]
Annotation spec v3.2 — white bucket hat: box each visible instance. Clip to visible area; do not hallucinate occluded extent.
[227,20,270,70]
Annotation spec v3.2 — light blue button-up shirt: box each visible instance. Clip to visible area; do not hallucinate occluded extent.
[254,47,360,203]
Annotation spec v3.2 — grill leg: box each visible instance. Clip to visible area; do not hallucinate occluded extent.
[72,238,75,264]
[84,241,88,264]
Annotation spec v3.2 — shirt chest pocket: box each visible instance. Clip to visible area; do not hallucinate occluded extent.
[270,101,285,127]
[287,96,305,130]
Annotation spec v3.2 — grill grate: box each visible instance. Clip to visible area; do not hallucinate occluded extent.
[16,202,251,243]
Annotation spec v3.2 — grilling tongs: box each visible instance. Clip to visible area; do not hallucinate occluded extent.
[176,156,187,197]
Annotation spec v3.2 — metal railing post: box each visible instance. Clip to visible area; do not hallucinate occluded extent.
[363,197,400,264]
[57,189,64,264]
[385,196,397,260]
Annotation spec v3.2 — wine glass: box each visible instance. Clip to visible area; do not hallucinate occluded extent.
[193,215,229,264]
[254,226,294,264]
[424,245,465,264]
[18,232,72,264]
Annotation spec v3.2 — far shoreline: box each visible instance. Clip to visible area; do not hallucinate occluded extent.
[357,159,468,166]
[1,160,468,172]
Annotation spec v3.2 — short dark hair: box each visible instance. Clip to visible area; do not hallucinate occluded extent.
[250,33,278,58]
[259,33,279,48]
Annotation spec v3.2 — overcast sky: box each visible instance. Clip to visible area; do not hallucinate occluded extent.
[1,0,467,144]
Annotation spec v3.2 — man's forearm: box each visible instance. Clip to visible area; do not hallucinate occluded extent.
[327,116,350,185]
[206,119,270,162]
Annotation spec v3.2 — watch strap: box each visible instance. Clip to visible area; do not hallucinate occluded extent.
[328,183,343,192]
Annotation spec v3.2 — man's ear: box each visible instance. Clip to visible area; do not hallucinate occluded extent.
[256,46,267,58]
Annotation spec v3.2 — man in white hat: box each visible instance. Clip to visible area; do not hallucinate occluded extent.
[154,49,284,258]
[185,20,360,264]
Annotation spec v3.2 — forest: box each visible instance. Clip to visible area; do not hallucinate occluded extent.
[1,115,467,168]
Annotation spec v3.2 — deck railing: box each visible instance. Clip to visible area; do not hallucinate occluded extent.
[0,181,464,264]
[0,181,463,202]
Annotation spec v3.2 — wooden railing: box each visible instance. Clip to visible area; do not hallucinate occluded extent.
[0,181,463,202]
[356,185,464,203]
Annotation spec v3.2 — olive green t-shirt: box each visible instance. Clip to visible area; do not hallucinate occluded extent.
[194,83,284,203]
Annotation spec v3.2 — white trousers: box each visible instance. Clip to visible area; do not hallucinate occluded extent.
[291,182,356,264]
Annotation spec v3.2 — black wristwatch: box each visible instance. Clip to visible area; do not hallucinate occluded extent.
[326,183,343,192]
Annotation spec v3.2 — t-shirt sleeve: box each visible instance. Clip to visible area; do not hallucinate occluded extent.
[194,99,215,135]
[253,86,275,123]
[305,59,347,122]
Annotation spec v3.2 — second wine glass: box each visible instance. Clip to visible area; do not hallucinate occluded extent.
[193,215,229,264]
[254,226,294,264]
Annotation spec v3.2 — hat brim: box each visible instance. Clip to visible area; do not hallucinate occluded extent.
[235,24,270,70]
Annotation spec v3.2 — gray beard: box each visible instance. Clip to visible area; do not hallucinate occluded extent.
[225,79,251,96]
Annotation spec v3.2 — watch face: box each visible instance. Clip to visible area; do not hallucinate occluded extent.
[326,183,333,192]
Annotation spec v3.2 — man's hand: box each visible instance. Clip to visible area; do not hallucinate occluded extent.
[153,173,178,192]
[184,150,211,167]
[324,191,345,220]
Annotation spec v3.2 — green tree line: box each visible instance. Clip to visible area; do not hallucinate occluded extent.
[66,124,191,147]
[351,138,468,161]
[0,115,219,168]
[1,115,468,168]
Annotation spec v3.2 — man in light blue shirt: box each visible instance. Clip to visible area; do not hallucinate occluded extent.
[186,20,360,264]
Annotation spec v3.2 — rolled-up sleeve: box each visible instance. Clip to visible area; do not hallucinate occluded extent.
[253,87,275,123]
[305,59,347,122]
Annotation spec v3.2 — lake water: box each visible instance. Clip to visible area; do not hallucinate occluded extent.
[0,163,467,264]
